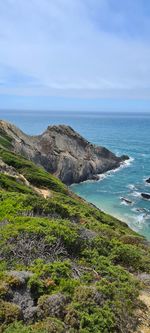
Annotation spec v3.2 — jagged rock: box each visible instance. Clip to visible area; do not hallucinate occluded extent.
[141,193,150,200]
[38,293,68,319]
[0,120,129,185]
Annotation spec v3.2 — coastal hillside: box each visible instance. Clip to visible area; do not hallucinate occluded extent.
[0,123,150,333]
[0,121,128,185]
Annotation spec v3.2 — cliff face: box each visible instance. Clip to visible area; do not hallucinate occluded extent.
[0,120,128,185]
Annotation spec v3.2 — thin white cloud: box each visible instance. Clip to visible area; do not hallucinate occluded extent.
[0,0,150,98]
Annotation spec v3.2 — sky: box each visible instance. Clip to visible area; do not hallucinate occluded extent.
[0,0,150,112]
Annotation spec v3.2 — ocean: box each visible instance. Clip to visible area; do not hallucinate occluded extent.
[1,110,150,240]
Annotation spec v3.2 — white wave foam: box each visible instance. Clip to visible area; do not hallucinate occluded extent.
[127,184,136,190]
[136,212,150,224]
[125,209,150,232]
[124,213,147,231]
[144,177,150,186]
[131,191,141,198]
[145,183,150,187]
[131,207,138,213]
[122,157,134,167]
[131,207,150,214]
[98,156,134,179]
[136,214,146,224]
[120,201,129,206]
[98,174,107,181]
[80,157,134,185]
[110,157,134,174]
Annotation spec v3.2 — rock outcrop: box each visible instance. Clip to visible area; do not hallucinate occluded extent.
[146,178,150,184]
[0,120,129,185]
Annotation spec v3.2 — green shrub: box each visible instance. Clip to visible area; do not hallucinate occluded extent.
[3,320,57,333]
[0,301,21,325]
[111,241,147,271]
[77,303,115,333]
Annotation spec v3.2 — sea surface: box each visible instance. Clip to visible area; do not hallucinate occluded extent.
[1,110,150,240]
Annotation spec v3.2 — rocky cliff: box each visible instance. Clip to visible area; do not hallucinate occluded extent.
[0,120,128,185]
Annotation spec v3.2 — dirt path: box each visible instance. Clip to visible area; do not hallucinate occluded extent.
[19,174,52,198]
[2,170,52,199]
[37,188,51,198]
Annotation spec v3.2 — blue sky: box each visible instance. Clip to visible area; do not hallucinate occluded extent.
[0,0,150,111]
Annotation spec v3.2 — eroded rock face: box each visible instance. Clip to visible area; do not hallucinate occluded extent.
[0,121,129,185]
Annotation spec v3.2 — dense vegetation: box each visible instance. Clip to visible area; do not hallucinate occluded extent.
[0,141,150,333]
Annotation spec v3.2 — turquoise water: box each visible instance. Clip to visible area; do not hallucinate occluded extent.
[1,110,150,239]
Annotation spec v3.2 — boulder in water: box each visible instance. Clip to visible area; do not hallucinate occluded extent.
[141,193,150,200]
[146,178,150,184]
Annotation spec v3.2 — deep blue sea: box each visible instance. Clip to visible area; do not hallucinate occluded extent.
[1,110,150,240]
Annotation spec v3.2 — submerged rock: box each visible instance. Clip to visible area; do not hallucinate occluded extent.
[135,207,149,213]
[0,120,129,185]
[120,197,133,205]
